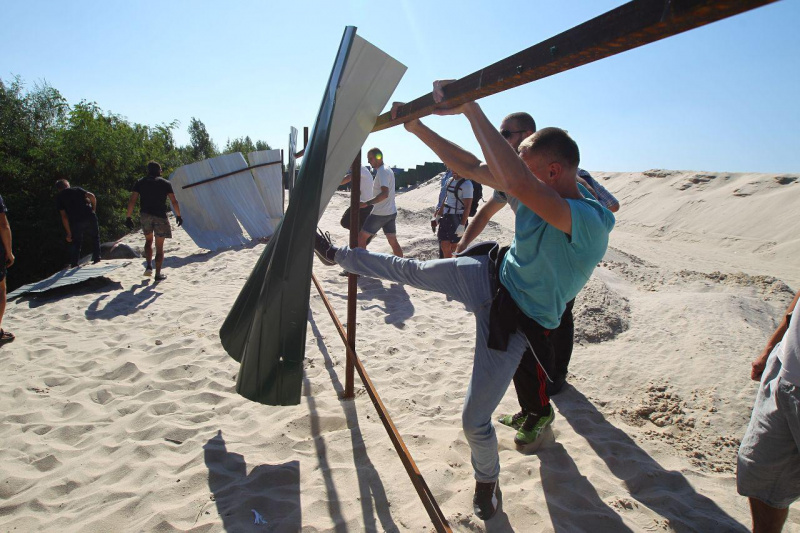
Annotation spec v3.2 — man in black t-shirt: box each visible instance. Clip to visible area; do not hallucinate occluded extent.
[0,194,15,345]
[55,180,101,267]
[125,161,183,281]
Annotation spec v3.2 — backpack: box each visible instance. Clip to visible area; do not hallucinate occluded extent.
[450,178,483,217]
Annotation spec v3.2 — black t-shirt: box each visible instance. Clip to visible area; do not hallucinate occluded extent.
[133,177,174,218]
[56,187,94,223]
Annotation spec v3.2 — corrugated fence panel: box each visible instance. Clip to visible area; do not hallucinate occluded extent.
[170,158,249,250]
[205,153,274,241]
[316,34,406,220]
[247,149,284,230]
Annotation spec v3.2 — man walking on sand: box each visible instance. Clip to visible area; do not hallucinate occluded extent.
[55,180,101,267]
[358,148,403,256]
[313,82,614,520]
[737,289,800,533]
[0,194,15,345]
[125,161,183,282]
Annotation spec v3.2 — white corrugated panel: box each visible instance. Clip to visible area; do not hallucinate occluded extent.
[170,158,246,250]
[170,153,274,250]
[316,34,406,220]
[247,149,284,229]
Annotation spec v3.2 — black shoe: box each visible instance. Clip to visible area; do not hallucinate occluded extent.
[473,480,499,520]
[314,229,337,266]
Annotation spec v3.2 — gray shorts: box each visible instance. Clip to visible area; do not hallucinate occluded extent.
[737,348,800,508]
[362,212,397,236]
[141,213,172,238]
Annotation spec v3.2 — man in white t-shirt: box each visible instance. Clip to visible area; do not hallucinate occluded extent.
[359,148,403,257]
[738,290,800,533]
[340,165,375,232]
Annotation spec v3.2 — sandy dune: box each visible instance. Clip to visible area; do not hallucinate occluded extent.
[0,169,798,532]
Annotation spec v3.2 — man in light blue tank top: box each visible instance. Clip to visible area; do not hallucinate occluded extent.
[313,83,614,520]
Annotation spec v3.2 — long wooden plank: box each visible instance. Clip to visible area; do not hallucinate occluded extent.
[311,274,452,532]
[374,0,778,131]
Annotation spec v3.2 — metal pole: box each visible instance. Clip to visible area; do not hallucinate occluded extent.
[181,160,283,190]
[374,0,778,131]
[312,274,452,532]
[344,151,361,399]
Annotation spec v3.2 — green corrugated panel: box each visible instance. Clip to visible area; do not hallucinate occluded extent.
[219,28,357,406]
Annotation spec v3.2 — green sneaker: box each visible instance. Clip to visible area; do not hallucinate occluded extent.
[514,406,555,446]
[498,411,527,430]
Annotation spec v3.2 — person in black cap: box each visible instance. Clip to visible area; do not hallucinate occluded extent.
[55,180,101,267]
[125,161,183,281]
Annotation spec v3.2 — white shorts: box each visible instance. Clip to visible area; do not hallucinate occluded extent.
[737,347,800,508]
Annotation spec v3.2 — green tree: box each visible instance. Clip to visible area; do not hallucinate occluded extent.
[223,136,271,155]
[1,77,273,291]
[188,117,217,160]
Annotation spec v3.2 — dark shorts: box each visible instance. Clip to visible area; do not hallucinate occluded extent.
[362,212,398,236]
[437,213,466,243]
[141,213,172,238]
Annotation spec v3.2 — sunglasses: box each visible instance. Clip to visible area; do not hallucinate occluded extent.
[500,129,527,139]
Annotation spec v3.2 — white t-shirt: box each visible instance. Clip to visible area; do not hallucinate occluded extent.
[778,297,800,386]
[442,177,473,215]
[370,164,396,216]
[357,166,374,203]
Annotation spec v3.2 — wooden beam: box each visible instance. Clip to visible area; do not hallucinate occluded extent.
[311,274,452,532]
[374,0,778,131]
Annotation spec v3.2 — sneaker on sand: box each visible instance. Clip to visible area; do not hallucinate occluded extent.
[514,405,555,446]
[144,267,153,277]
[314,229,337,266]
[498,411,527,431]
[473,480,500,520]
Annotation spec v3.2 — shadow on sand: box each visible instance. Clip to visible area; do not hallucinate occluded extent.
[85,280,161,320]
[204,431,301,532]
[306,310,400,531]
[324,277,415,329]
[548,386,747,532]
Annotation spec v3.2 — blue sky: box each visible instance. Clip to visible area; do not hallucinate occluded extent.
[2,0,798,173]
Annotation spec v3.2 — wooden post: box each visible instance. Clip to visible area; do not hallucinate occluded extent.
[344,152,361,399]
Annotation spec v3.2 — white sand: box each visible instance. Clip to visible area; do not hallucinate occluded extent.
[1,169,798,532]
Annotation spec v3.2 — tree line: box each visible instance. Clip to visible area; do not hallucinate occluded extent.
[0,76,270,291]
